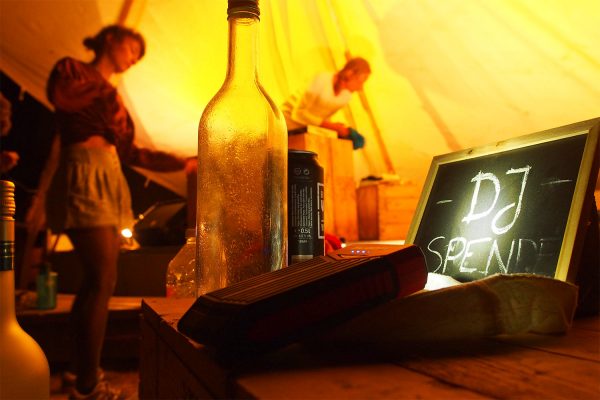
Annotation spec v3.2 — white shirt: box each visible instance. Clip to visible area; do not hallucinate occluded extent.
[281,72,352,131]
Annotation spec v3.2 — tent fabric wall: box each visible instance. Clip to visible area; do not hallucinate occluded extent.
[1,0,599,197]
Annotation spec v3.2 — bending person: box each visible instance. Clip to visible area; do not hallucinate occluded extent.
[282,57,371,149]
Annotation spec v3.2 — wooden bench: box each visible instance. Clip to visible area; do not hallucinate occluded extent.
[17,294,150,364]
[46,246,179,297]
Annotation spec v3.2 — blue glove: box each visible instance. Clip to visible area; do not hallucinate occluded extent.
[347,127,365,150]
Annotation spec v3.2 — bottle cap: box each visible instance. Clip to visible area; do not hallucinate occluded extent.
[0,180,16,218]
[289,149,318,158]
[0,180,15,272]
[228,0,260,19]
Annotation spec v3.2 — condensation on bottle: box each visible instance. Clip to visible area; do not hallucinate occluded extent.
[196,0,288,295]
[165,228,196,298]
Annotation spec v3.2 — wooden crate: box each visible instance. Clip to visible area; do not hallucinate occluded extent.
[139,298,600,400]
[288,128,358,241]
[357,180,419,241]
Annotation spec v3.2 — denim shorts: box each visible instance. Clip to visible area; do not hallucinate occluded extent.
[46,146,134,232]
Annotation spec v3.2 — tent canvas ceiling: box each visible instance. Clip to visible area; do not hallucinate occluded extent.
[1,0,599,197]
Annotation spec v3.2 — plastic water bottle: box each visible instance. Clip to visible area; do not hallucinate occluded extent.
[166,229,196,298]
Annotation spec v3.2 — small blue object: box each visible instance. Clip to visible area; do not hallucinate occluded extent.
[347,128,365,149]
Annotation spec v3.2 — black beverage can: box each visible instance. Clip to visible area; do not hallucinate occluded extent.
[288,150,324,265]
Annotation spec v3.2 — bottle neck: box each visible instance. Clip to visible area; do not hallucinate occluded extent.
[0,270,16,324]
[0,219,16,323]
[226,14,259,83]
[1,180,17,324]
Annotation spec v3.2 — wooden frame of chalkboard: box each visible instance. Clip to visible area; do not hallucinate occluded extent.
[406,118,599,283]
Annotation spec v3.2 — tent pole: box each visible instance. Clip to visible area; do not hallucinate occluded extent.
[324,0,396,175]
[117,0,146,27]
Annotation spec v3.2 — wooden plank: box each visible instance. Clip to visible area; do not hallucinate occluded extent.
[141,298,226,398]
[236,361,489,400]
[19,295,145,363]
[143,298,232,398]
[16,293,144,315]
[156,334,214,399]
[139,299,600,400]
[141,298,190,330]
[234,321,600,400]
[357,181,419,240]
[493,316,600,361]
[574,316,600,332]
[330,137,358,241]
[139,318,159,400]
[396,338,600,399]
[157,320,230,398]
[356,184,379,239]
[49,247,177,296]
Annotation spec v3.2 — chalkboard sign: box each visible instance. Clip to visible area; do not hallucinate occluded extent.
[406,118,599,283]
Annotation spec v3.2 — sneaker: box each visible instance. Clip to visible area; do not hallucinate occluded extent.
[62,369,105,391]
[69,380,125,400]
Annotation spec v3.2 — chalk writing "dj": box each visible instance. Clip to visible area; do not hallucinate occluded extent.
[462,166,531,235]
[427,165,532,275]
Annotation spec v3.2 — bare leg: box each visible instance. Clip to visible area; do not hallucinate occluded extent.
[67,227,121,394]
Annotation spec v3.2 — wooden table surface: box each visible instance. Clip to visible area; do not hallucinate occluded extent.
[139,297,600,399]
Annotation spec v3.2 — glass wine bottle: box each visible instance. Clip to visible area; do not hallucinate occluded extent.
[196,0,287,295]
[0,180,50,399]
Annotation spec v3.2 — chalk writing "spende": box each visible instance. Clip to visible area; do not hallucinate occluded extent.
[427,166,532,276]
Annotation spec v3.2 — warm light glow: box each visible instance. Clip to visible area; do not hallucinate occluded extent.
[1,0,598,198]
[424,273,461,291]
[121,228,133,239]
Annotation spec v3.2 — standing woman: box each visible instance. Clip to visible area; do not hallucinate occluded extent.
[46,25,189,399]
